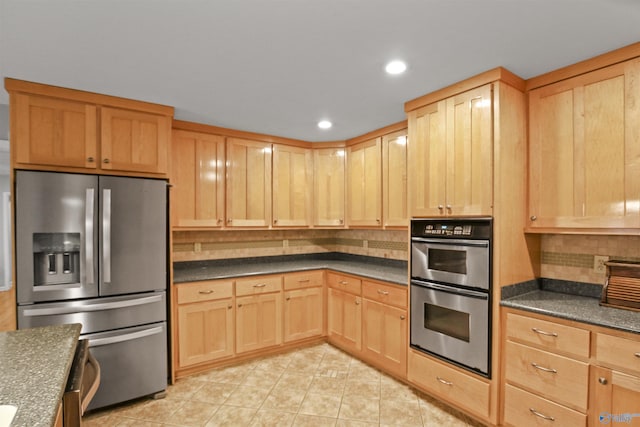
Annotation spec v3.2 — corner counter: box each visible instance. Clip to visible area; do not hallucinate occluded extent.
[173,253,408,286]
[501,279,640,335]
[0,323,81,427]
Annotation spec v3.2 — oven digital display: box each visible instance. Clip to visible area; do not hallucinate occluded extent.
[424,303,470,342]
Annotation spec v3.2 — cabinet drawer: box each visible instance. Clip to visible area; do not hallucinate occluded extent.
[505,341,589,411]
[595,332,640,375]
[408,350,490,418]
[283,270,324,290]
[177,280,233,304]
[327,272,361,295]
[503,384,586,427]
[362,281,407,308]
[235,275,282,297]
[505,312,590,359]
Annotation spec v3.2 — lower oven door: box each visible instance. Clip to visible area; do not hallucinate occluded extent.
[410,280,490,376]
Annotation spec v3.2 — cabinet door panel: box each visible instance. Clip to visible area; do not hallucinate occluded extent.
[171,130,225,227]
[529,58,640,229]
[314,148,345,226]
[101,107,169,174]
[236,293,282,353]
[382,130,408,227]
[408,100,446,216]
[447,84,493,216]
[273,144,312,227]
[178,299,233,367]
[226,138,272,227]
[14,94,97,169]
[347,138,381,227]
[284,287,323,342]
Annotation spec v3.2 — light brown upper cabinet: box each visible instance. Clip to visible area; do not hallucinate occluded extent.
[528,57,640,231]
[407,84,493,217]
[272,144,313,227]
[382,129,408,228]
[347,138,382,227]
[6,78,173,177]
[313,147,346,227]
[226,138,272,227]
[171,129,225,228]
[100,107,170,175]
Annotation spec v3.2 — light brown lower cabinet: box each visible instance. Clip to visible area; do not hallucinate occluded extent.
[284,287,323,342]
[176,280,234,368]
[502,308,640,427]
[361,280,407,378]
[408,349,490,419]
[327,287,362,352]
[235,291,283,354]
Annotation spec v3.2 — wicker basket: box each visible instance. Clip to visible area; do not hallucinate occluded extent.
[601,260,640,312]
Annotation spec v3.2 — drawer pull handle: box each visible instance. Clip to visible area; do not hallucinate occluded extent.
[377,290,389,295]
[531,327,558,337]
[198,290,214,294]
[531,362,557,374]
[339,281,349,285]
[436,377,453,386]
[529,408,554,421]
[298,279,310,283]
[253,283,267,288]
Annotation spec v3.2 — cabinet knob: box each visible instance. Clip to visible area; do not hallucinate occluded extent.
[376,219,381,224]
[103,158,111,164]
[237,304,242,308]
[227,219,232,224]
[355,298,360,305]
[339,219,344,224]
[400,315,406,320]
[446,205,452,210]
[227,305,232,310]
[87,156,95,163]
[273,219,278,225]
[438,205,444,210]
[530,215,537,221]
[599,377,608,385]
[286,297,291,301]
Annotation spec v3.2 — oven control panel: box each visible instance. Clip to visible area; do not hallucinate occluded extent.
[422,224,472,236]
[411,218,492,240]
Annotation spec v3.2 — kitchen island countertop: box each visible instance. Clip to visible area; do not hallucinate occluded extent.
[173,253,408,286]
[0,323,81,427]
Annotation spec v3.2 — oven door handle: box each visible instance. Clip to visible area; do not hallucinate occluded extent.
[411,280,489,299]
[411,237,489,248]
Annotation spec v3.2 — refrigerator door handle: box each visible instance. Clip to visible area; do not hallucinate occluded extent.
[21,294,164,317]
[84,326,164,348]
[85,188,95,285]
[103,188,111,284]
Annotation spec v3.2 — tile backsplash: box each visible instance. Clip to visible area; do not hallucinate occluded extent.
[540,234,640,285]
[173,229,408,262]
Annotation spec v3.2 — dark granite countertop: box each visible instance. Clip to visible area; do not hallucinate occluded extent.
[501,279,640,335]
[174,253,408,286]
[0,323,81,427]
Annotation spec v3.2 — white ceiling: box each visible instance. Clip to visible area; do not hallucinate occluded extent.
[1,0,639,142]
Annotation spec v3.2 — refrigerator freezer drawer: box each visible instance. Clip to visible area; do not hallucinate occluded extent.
[82,322,168,411]
[18,292,166,334]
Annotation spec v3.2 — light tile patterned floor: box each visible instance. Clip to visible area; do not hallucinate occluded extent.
[83,343,485,427]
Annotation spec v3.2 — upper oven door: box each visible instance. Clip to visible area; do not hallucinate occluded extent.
[411,238,490,290]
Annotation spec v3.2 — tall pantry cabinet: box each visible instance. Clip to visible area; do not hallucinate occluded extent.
[404,68,537,426]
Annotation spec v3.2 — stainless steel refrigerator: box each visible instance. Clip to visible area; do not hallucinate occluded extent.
[15,170,168,411]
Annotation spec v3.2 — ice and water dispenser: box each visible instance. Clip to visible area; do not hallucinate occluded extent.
[32,233,80,286]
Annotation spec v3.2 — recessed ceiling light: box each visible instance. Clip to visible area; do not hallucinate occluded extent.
[385,60,407,75]
[318,120,332,129]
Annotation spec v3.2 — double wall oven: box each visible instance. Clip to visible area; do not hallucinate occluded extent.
[410,217,492,377]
